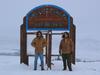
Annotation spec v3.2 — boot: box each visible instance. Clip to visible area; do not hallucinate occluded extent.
[34,68,37,70]
[41,68,44,70]
[63,66,66,70]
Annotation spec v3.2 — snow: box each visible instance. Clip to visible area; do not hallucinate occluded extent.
[0,0,100,75]
[0,56,100,75]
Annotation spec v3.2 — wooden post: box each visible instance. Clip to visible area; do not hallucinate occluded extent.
[45,34,48,64]
[47,31,52,69]
[20,24,29,65]
[70,17,76,64]
[72,25,76,64]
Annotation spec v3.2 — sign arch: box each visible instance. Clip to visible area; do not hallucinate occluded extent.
[25,5,71,31]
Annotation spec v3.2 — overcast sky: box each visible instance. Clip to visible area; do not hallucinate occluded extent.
[0,0,100,49]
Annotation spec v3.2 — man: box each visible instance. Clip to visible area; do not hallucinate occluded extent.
[59,32,73,71]
[31,31,47,70]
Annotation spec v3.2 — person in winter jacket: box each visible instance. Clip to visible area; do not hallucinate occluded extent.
[31,31,47,70]
[59,32,73,71]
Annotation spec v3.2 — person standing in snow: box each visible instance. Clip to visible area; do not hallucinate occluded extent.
[59,32,73,71]
[31,31,47,70]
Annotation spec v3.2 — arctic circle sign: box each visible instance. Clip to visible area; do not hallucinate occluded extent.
[25,5,71,31]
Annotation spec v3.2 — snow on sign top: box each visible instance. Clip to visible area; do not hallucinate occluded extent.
[26,5,71,31]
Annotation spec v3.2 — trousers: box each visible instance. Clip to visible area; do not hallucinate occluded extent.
[62,53,72,71]
[34,52,44,70]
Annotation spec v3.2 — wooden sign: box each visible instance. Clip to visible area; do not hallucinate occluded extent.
[25,5,71,31]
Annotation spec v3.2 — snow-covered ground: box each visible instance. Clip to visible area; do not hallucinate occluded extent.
[0,56,100,75]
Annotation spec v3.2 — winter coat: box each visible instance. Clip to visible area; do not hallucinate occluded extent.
[59,38,73,54]
[31,37,47,53]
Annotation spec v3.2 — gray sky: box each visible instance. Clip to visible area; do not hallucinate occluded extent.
[0,0,100,49]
